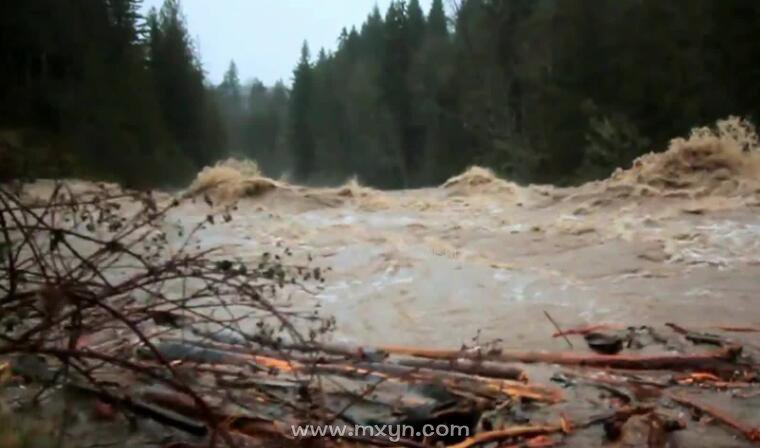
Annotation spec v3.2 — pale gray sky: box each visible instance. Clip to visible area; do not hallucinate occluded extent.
[140,0,434,86]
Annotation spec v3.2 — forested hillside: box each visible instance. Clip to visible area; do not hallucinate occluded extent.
[3,0,760,188]
[227,0,760,187]
[0,0,225,186]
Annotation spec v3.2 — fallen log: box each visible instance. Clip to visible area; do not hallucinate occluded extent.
[666,323,727,346]
[178,338,351,364]
[668,393,760,444]
[185,338,527,381]
[710,326,760,333]
[174,337,742,377]
[379,344,742,372]
[434,376,562,404]
[674,372,755,389]
[396,357,527,381]
[143,341,560,402]
[195,329,389,361]
[211,335,749,380]
[71,383,208,436]
[154,339,528,385]
[553,371,636,403]
[312,362,562,403]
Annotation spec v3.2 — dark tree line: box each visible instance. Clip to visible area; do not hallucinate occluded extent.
[229,0,760,187]
[0,0,224,186]
[3,0,760,188]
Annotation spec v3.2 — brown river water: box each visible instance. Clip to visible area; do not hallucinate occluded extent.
[175,171,760,352]
[172,119,760,352]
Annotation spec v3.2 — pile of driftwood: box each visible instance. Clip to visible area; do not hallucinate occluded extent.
[10,316,760,447]
[1,182,760,447]
[112,320,759,447]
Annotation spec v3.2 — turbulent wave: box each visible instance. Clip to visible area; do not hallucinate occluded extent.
[441,166,522,197]
[185,118,760,215]
[605,117,760,198]
[186,158,281,200]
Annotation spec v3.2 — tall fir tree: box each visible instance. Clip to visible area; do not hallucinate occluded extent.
[427,0,448,37]
[290,42,315,181]
[217,60,244,152]
[147,0,226,169]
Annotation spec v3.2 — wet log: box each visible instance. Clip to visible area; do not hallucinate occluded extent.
[70,383,208,436]
[138,341,252,365]
[666,323,727,346]
[156,339,527,382]
[396,357,527,381]
[311,362,562,403]
[219,329,749,374]
[674,372,755,389]
[144,340,558,402]
[165,337,743,377]
[194,329,389,362]
[379,344,743,372]
[175,338,350,364]
[668,393,760,444]
[710,326,760,333]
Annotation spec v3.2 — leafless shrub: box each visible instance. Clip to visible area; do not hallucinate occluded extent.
[0,181,332,447]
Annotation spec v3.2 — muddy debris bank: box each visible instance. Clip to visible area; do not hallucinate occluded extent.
[3,118,760,446]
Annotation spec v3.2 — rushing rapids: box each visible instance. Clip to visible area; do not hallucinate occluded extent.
[171,117,760,349]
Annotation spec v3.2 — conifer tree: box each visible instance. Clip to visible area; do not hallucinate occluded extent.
[290,42,315,181]
[427,0,448,37]
[217,60,244,152]
[147,0,226,169]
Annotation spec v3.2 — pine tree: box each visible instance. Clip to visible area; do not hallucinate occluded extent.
[219,61,242,108]
[407,0,426,49]
[217,60,244,152]
[147,0,226,169]
[290,42,315,180]
[427,0,448,37]
[361,6,385,59]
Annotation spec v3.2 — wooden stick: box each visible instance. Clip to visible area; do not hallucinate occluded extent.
[551,324,625,338]
[710,326,760,333]
[396,357,527,381]
[544,310,573,348]
[668,393,760,444]
[312,362,562,403]
[379,344,742,371]
[666,323,726,346]
[161,338,527,381]
[71,383,208,436]
[146,340,558,402]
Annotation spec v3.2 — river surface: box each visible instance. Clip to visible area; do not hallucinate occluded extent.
[169,175,760,351]
[13,161,760,447]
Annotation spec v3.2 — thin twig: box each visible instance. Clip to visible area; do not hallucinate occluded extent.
[543,310,573,349]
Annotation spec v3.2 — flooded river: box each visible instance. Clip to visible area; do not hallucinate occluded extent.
[174,157,760,351]
[11,118,760,447]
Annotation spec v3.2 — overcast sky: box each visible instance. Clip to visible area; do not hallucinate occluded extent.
[140,0,434,86]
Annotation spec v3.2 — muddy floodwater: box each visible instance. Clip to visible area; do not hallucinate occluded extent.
[11,121,760,447]
[173,169,760,351]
